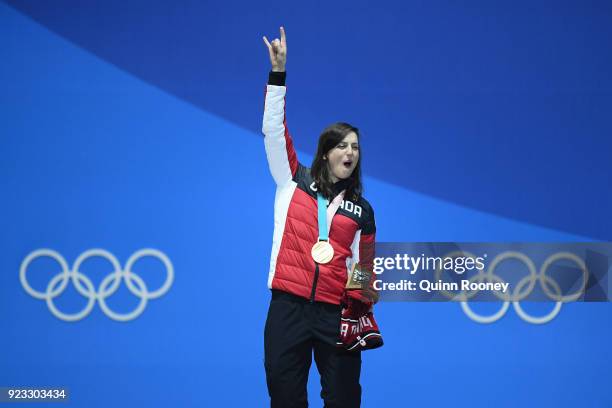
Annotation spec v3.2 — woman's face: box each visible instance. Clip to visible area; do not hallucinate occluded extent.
[325,132,359,182]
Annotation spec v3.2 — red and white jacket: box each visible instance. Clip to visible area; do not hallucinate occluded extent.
[262,72,376,305]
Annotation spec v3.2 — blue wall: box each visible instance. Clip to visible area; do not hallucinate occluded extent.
[1,1,611,407]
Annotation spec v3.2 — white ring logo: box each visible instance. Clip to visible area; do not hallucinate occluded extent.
[20,248,174,322]
[434,250,588,325]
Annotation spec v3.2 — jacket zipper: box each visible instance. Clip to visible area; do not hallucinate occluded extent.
[310,263,320,302]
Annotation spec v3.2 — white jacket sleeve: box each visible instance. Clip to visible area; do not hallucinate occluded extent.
[262,80,298,186]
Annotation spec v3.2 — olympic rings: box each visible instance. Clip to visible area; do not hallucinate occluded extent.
[20,248,174,322]
[442,249,589,324]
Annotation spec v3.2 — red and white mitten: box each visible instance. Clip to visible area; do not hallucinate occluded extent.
[337,292,383,351]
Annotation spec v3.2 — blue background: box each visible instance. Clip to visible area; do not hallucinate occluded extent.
[1,1,611,406]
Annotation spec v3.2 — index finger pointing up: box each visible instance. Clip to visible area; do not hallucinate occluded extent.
[280,26,286,46]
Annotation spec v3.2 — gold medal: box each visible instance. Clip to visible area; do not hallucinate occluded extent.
[311,241,334,264]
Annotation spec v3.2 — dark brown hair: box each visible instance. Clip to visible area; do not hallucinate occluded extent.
[310,122,363,201]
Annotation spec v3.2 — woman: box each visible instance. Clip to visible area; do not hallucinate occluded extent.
[262,27,381,408]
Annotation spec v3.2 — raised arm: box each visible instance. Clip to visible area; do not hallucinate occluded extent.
[262,27,298,186]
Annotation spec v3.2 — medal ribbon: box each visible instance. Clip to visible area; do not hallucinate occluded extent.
[317,193,329,241]
[317,191,345,241]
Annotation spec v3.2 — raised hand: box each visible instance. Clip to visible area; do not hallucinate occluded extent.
[263,26,287,72]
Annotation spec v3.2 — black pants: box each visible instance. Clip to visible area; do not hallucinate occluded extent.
[264,290,362,408]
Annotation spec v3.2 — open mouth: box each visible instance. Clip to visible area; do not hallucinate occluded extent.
[343,160,353,169]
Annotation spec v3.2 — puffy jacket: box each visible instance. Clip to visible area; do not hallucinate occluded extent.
[262,71,376,305]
